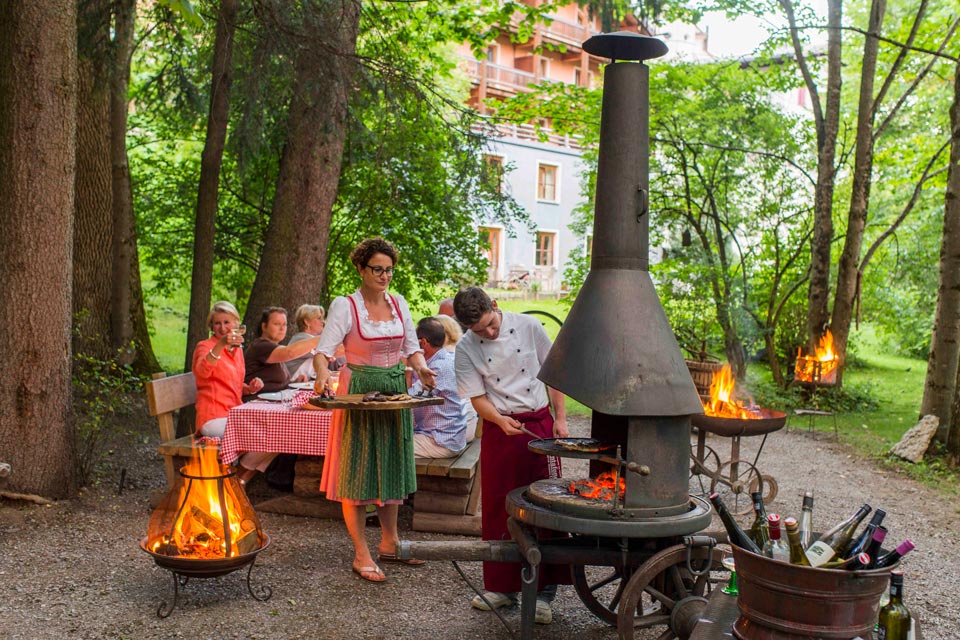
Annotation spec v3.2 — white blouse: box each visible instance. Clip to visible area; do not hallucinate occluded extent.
[316,290,421,368]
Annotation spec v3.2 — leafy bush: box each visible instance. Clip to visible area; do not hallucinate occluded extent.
[72,325,145,486]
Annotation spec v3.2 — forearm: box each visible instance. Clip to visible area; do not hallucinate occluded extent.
[267,335,320,363]
[471,395,506,428]
[547,386,566,420]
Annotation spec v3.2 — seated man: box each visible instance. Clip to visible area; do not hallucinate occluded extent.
[408,317,470,458]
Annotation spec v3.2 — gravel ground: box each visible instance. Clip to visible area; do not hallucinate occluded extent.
[1,414,957,639]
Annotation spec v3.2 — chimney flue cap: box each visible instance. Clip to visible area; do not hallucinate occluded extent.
[583,31,668,62]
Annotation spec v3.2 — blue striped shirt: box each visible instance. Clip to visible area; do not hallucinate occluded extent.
[409,348,468,453]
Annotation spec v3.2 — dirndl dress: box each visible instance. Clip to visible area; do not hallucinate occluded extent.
[319,292,418,506]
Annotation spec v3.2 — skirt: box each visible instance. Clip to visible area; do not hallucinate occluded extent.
[319,362,416,505]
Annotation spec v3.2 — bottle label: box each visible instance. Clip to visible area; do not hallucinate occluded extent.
[805,541,836,567]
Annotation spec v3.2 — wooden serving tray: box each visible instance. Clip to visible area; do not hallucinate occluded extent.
[303,393,444,411]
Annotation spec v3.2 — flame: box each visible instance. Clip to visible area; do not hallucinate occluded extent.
[568,471,625,501]
[704,365,764,419]
[795,329,840,383]
[149,447,255,559]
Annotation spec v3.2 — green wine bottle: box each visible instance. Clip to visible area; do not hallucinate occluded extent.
[877,570,910,640]
[784,517,811,566]
[747,491,770,547]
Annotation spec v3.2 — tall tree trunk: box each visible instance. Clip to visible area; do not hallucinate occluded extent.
[74,0,115,361]
[183,0,237,371]
[0,0,77,498]
[185,0,238,374]
[108,0,159,374]
[180,0,239,435]
[830,0,886,387]
[109,0,136,359]
[803,0,842,350]
[244,0,361,329]
[930,60,960,452]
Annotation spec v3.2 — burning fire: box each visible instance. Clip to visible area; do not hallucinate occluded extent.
[704,365,764,419]
[568,471,625,501]
[147,447,260,559]
[795,329,840,384]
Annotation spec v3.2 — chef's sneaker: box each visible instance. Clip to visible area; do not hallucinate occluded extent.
[535,599,553,624]
[471,591,516,611]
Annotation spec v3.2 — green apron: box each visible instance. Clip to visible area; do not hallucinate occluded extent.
[336,362,417,501]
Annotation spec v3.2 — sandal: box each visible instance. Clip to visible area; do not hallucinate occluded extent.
[352,563,386,583]
[378,552,426,566]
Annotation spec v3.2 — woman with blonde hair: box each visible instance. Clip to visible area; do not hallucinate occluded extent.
[433,314,463,351]
[191,301,272,485]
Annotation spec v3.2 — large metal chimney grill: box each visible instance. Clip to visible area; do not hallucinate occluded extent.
[401,33,724,640]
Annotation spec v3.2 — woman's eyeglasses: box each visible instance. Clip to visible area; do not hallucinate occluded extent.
[365,265,395,277]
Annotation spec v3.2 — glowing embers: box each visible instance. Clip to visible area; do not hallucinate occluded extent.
[795,329,840,385]
[146,446,265,560]
[568,471,625,502]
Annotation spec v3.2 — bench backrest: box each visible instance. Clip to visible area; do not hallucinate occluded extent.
[146,372,197,442]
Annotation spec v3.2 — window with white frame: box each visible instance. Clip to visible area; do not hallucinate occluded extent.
[535,231,556,267]
[482,154,504,192]
[537,163,558,202]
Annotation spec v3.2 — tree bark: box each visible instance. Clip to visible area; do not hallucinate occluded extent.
[73,0,115,360]
[784,0,841,351]
[184,0,238,373]
[931,60,960,452]
[243,0,361,330]
[109,0,136,359]
[0,0,77,498]
[830,0,886,387]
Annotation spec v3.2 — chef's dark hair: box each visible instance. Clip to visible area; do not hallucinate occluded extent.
[453,287,493,328]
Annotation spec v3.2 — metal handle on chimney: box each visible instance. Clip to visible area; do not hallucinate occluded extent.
[637,186,648,222]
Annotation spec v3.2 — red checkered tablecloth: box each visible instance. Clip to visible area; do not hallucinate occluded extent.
[220,391,331,465]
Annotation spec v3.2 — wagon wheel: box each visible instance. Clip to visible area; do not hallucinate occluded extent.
[689,443,722,497]
[571,563,638,626]
[616,544,725,640]
[709,459,763,516]
[748,473,779,505]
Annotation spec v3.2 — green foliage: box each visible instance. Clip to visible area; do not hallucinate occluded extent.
[72,316,146,487]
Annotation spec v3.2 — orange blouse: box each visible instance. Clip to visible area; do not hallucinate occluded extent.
[192,335,246,433]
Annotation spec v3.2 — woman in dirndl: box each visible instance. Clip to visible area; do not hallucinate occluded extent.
[312,237,436,583]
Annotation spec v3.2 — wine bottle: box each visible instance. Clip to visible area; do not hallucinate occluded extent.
[863,525,888,569]
[877,570,911,640]
[846,508,886,558]
[875,539,915,569]
[784,517,811,566]
[748,491,770,547]
[709,492,761,554]
[821,552,869,569]
[798,490,815,550]
[762,514,790,562]
[805,503,871,567]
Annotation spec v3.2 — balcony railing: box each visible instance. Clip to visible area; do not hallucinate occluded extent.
[541,15,597,46]
[472,118,582,151]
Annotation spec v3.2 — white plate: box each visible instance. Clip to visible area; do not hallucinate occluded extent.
[288,382,314,390]
[257,391,285,401]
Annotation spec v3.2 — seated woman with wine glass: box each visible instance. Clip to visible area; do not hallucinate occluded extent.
[192,301,273,485]
[244,306,322,394]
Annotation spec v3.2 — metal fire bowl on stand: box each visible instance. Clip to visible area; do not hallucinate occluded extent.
[507,484,712,538]
[691,409,787,438]
[139,534,271,578]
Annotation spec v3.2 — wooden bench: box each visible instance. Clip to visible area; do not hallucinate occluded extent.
[790,408,839,440]
[412,437,482,536]
[145,371,215,491]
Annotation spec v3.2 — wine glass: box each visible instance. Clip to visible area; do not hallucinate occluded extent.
[230,324,246,352]
[721,552,738,596]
